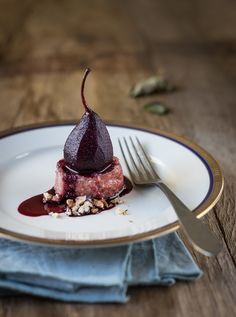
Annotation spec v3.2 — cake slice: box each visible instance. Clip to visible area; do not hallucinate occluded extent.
[54,156,124,200]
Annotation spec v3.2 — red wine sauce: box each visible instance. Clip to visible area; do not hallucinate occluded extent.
[18,177,133,217]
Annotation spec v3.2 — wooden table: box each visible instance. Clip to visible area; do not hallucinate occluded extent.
[0,0,235,316]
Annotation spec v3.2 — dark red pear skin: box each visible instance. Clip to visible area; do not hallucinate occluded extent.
[64,109,113,173]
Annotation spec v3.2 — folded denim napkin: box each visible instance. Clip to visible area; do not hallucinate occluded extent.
[0,233,202,303]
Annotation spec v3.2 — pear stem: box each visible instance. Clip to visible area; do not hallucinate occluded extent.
[81,68,91,113]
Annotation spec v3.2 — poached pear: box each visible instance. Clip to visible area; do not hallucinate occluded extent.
[64,68,113,173]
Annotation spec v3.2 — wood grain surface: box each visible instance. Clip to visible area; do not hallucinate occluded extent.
[0,0,235,316]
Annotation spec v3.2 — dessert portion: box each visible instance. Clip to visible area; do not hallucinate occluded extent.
[54,157,124,200]
[18,68,132,217]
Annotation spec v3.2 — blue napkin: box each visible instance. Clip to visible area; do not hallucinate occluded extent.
[0,233,202,303]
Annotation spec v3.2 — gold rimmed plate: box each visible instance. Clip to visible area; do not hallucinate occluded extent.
[0,122,223,247]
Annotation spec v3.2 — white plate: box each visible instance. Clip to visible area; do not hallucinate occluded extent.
[0,123,223,247]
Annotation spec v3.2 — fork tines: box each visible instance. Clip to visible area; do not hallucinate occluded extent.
[118,136,160,184]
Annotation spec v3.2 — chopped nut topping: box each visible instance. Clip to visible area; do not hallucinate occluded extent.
[91,207,99,214]
[72,208,79,216]
[43,192,53,203]
[84,201,93,208]
[65,207,72,216]
[52,194,61,202]
[72,205,79,213]
[66,199,75,208]
[83,206,90,214]
[75,196,87,206]
[111,197,123,204]
[115,208,128,216]
[78,205,85,215]
[47,192,125,217]
[93,199,104,209]
[102,198,109,208]
[81,201,93,214]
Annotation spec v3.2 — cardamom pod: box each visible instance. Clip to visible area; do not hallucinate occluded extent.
[130,75,174,98]
[144,102,169,115]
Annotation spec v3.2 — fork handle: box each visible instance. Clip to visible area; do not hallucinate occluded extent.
[156,182,222,256]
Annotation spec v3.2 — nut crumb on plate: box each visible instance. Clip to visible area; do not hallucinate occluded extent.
[115,208,128,216]
[49,212,60,218]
